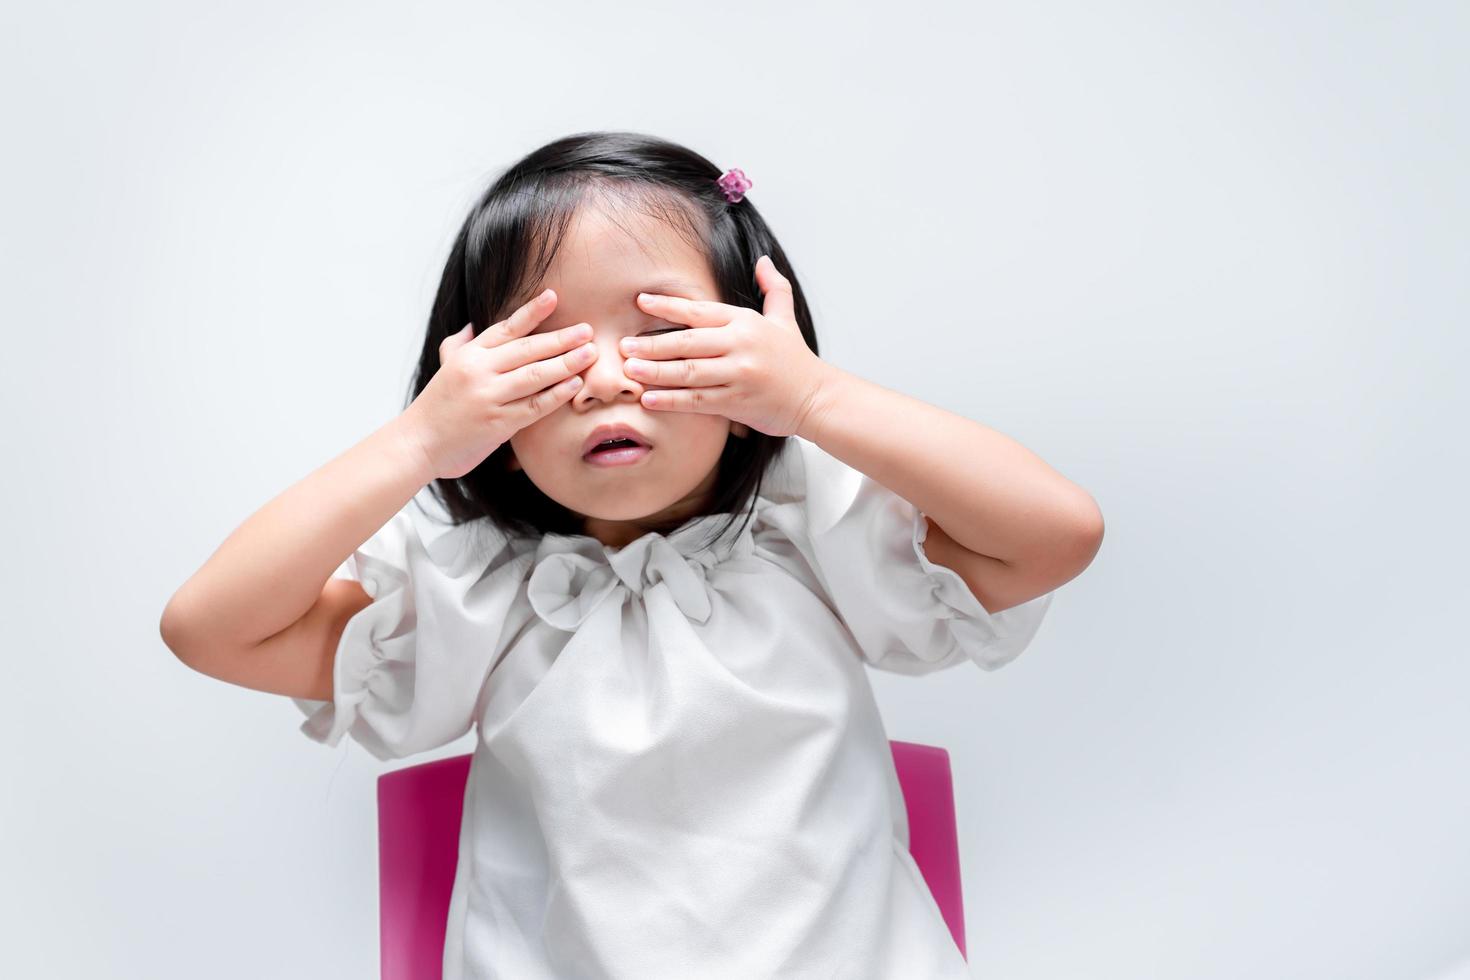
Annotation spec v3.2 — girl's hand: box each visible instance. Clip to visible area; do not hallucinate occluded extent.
[622,255,834,438]
[401,290,599,480]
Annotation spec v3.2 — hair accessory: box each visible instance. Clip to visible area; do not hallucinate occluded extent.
[716,167,753,203]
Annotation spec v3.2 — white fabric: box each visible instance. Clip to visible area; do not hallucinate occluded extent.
[293,435,1055,979]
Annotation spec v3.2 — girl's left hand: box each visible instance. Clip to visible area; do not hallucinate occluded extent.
[622,255,835,439]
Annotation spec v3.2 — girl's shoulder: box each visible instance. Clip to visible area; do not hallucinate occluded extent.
[755,435,868,538]
[342,497,522,590]
[753,435,1057,677]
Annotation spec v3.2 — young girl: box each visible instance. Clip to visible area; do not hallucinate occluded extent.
[162,130,1102,979]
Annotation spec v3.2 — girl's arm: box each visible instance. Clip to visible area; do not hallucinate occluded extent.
[798,368,1103,614]
[162,289,599,697]
[159,416,435,680]
[627,260,1098,614]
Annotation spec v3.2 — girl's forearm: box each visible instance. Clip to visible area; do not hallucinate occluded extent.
[796,366,1100,570]
[161,415,436,656]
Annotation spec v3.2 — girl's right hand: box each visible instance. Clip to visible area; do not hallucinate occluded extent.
[400,289,597,480]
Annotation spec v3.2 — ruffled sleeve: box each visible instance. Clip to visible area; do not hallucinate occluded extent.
[290,503,523,761]
[762,437,1056,676]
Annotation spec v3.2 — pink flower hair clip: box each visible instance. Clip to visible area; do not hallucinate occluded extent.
[716,167,753,203]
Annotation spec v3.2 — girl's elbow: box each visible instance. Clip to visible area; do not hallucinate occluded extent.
[1068,502,1104,574]
[159,591,197,660]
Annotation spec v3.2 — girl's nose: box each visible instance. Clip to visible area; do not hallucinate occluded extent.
[573,335,644,401]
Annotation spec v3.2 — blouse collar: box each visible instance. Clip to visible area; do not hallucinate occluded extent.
[508,437,852,632]
[524,511,757,631]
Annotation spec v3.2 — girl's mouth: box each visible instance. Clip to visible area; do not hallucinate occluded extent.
[582,441,653,467]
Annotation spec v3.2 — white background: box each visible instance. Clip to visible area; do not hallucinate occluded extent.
[3,1,1466,977]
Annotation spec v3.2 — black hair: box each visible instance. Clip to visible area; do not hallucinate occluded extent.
[405,130,820,554]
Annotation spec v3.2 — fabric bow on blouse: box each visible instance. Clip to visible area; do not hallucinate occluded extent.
[526,517,756,630]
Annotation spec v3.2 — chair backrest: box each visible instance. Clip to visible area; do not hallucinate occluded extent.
[376,739,966,979]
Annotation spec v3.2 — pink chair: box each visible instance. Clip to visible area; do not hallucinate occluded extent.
[376,739,967,978]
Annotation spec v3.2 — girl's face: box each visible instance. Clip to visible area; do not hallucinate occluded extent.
[506,202,748,549]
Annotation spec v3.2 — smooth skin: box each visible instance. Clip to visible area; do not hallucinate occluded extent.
[159,289,599,702]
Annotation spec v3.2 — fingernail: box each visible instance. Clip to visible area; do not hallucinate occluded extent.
[620,337,641,353]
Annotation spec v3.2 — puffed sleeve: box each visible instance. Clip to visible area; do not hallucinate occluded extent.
[290,504,523,761]
[766,437,1056,676]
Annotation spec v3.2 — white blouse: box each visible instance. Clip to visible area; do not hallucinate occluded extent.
[293,435,1055,979]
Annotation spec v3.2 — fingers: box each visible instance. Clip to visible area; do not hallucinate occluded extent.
[754,255,796,323]
[618,326,725,360]
[509,371,584,420]
[634,292,734,328]
[496,336,598,404]
[438,322,475,367]
[640,385,728,413]
[476,288,559,348]
[490,321,594,372]
[624,355,734,388]
[618,327,732,387]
